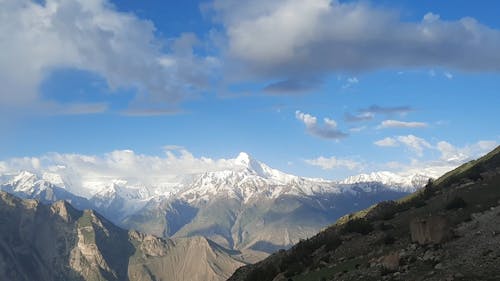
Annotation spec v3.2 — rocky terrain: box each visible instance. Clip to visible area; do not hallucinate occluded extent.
[229,145,500,281]
[0,191,244,281]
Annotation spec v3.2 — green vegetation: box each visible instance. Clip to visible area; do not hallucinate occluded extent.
[341,218,373,235]
[77,211,97,243]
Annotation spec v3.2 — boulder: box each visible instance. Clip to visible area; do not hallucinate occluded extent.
[410,215,451,245]
[380,252,400,271]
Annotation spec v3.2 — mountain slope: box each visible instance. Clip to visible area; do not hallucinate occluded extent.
[229,145,500,281]
[0,191,244,281]
[119,153,427,255]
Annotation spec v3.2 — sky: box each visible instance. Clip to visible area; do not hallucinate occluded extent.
[0,0,499,180]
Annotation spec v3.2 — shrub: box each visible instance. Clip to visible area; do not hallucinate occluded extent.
[445,197,467,210]
[341,218,373,235]
[325,236,342,251]
[378,222,395,231]
[383,234,396,245]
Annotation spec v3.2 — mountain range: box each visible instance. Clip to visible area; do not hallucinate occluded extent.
[0,153,433,259]
[1,147,496,281]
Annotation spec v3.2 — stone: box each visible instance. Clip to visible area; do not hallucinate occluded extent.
[410,215,451,245]
[423,250,435,261]
[381,252,400,271]
[434,263,444,270]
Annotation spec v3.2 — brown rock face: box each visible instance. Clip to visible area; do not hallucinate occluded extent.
[410,215,451,245]
[380,252,400,271]
[0,191,244,281]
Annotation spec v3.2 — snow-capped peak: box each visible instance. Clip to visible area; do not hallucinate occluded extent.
[7,171,38,190]
[232,152,268,177]
[2,171,56,194]
[340,171,431,192]
[235,152,252,166]
[176,153,336,203]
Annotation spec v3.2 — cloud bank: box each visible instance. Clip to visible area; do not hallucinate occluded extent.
[375,135,497,160]
[0,0,217,114]
[0,147,245,196]
[212,0,500,81]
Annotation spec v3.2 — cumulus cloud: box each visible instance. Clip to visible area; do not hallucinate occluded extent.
[305,156,361,170]
[376,134,497,160]
[0,0,217,114]
[396,135,433,156]
[377,120,428,129]
[437,140,497,163]
[210,0,500,81]
[295,110,347,140]
[382,140,498,177]
[375,135,432,156]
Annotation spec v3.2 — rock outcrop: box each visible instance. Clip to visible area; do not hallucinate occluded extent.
[410,215,451,245]
[0,191,244,281]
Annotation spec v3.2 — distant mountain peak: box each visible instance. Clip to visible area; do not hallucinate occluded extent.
[233,152,265,175]
[235,152,252,164]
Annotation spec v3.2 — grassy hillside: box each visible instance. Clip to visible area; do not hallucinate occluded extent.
[229,145,500,281]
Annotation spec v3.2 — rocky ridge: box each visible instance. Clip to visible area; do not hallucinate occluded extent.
[0,191,244,281]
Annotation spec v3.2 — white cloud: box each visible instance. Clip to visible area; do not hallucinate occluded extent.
[347,77,359,84]
[374,134,432,156]
[396,135,433,156]
[378,120,428,129]
[342,76,359,89]
[376,134,497,160]
[444,72,453,79]
[374,137,398,147]
[0,148,249,197]
[437,140,497,163]
[349,126,366,133]
[295,111,317,127]
[305,156,361,170]
[0,0,216,114]
[295,110,347,139]
[381,139,497,178]
[210,0,500,80]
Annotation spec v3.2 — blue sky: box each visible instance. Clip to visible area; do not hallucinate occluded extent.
[1,0,499,180]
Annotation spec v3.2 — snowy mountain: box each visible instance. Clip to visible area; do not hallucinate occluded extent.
[0,152,438,257]
[0,152,433,204]
[339,171,430,192]
[178,152,338,204]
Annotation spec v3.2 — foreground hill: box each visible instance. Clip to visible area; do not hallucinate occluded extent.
[229,146,500,281]
[0,191,244,281]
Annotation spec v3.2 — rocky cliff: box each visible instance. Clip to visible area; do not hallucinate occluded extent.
[0,191,244,281]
